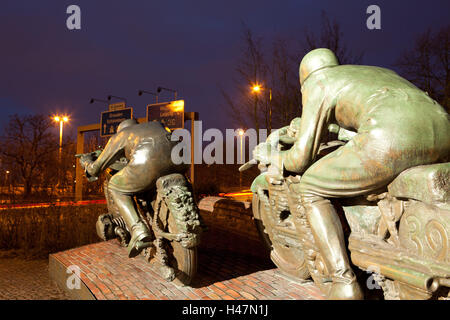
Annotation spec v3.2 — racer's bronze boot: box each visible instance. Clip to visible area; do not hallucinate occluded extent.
[301,195,363,300]
[127,222,153,258]
[110,189,152,258]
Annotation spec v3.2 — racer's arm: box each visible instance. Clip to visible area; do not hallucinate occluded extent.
[266,126,289,146]
[85,131,127,177]
[266,117,302,147]
[281,84,335,173]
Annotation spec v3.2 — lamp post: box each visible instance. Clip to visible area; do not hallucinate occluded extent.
[252,84,261,93]
[4,170,9,192]
[107,95,127,105]
[251,84,273,135]
[238,129,245,188]
[89,98,109,105]
[53,115,69,161]
[268,88,272,134]
[53,115,69,191]
[138,90,159,103]
[251,84,261,139]
[238,129,245,164]
[157,87,178,100]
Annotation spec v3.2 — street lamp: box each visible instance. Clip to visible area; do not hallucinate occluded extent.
[53,115,70,161]
[268,88,272,134]
[251,84,262,93]
[4,170,9,191]
[53,115,69,191]
[238,129,245,164]
[251,84,273,134]
[138,90,159,103]
[251,84,262,137]
[157,87,178,100]
[238,129,245,188]
[89,98,109,105]
[107,95,127,104]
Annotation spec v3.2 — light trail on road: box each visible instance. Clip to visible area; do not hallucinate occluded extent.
[0,199,106,210]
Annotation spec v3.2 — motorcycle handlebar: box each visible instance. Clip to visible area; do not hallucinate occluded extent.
[239,159,258,172]
[240,139,345,172]
[75,150,103,183]
[74,149,102,160]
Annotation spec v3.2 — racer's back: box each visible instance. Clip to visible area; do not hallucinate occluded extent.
[309,65,447,129]
[305,65,450,160]
[118,121,171,158]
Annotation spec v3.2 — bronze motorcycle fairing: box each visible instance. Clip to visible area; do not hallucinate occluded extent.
[346,163,449,300]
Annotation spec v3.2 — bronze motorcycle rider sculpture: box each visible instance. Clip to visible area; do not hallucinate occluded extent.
[253,48,450,299]
[79,119,189,258]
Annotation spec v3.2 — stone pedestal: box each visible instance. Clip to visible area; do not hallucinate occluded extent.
[49,197,325,300]
[49,240,324,300]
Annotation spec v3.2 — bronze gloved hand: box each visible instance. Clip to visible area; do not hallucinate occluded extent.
[253,142,272,165]
[79,155,98,182]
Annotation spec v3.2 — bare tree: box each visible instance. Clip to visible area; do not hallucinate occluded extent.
[37,135,77,196]
[222,25,302,134]
[303,11,364,64]
[222,24,268,135]
[0,114,58,197]
[269,38,302,128]
[82,133,107,197]
[395,26,449,113]
[223,12,364,133]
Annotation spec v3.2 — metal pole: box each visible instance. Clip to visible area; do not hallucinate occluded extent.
[240,135,243,163]
[182,112,197,188]
[59,121,63,162]
[269,88,272,134]
[190,112,195,185]
[138,90,159,104]
[4,171,8,192]
[6,171,10,194]
[254,95,259,142]
[157,87,177,101]
[57,120,63,193]
[239,135,243,188]
[75,129,85,201]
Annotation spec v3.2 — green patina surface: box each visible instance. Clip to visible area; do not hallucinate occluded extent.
[343,205,381,235]
[251,172,269,193]
[388,162,450,207]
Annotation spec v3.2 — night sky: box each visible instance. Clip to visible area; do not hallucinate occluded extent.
[1,0,449,137]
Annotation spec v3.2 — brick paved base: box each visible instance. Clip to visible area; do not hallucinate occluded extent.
[50,240,325,300]
[0,257,69,300]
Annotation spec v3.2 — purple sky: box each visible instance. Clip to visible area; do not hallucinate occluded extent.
[0,0,449,137]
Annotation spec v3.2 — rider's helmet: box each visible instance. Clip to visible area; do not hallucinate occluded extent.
[299,48,339,86]
[117,119,138,133]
